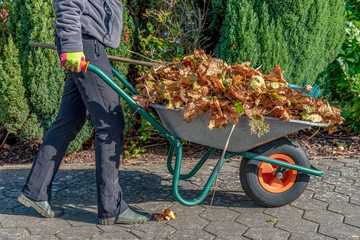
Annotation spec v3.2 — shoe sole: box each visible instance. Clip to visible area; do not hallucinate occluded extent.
[99,217,150,225]
[17,194,60,218]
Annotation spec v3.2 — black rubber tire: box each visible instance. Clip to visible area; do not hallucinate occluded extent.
[240,137,310,207]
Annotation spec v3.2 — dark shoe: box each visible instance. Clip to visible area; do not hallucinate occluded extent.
[17,193,64,218]
[99,207,152,225]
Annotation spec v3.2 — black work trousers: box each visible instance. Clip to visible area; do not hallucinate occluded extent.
[22,35,128,220]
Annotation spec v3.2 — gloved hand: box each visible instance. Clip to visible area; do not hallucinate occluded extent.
[60,52,85,73]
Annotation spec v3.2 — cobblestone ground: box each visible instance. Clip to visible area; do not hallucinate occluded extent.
[0,156,359,240]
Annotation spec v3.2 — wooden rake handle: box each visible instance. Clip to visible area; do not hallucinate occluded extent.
[29,41,156,68]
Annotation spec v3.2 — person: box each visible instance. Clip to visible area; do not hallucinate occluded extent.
[17,0,151,225]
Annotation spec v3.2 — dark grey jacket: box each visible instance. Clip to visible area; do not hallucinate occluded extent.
[53,0,123,52]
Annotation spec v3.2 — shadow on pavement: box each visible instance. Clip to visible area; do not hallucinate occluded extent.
[0,167,258,224]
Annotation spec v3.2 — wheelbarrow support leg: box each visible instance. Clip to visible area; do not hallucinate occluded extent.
[167,145,216,179]
[171,143,228,206]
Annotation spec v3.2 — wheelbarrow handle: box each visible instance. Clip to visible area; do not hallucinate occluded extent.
[81,60,90,72]
[80,62,214,206]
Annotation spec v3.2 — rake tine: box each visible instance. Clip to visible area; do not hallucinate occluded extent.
[313,83,319,92]
[292,80,320,98]
[308,82,320,98]
[311,85,318,94]
[301,79,306,87]
[315,85,320,94]
[313,88,320,98]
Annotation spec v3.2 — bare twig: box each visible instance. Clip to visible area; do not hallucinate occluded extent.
[142,142,168,149]
[19,157,34,163]
[0,132,9,148]
[125,136,165,141]
[276,41,280,65]
[210,124,236,207]
[128,50,178,65]
[177,0,211,50]
[307,127,321,141]
[127,50,164,64]
[250,51,261,66]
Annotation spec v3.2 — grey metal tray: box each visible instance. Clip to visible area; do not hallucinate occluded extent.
[150,104,328,152]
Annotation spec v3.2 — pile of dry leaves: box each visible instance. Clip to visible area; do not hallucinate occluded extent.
[133,50,343,135]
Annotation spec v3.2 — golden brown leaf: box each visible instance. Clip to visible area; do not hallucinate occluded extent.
[124,27,130,43]
[153,207,177,221]
[181,102,202,123]
[132,95,150,109]
[264,65,286,83]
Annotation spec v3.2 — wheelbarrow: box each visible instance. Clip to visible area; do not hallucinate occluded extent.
[78,60,325,207]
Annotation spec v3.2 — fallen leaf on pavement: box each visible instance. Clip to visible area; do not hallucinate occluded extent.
[153,207,177,221]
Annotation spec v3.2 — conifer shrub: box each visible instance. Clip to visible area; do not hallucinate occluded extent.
[217,0,346,91]
[20,113,44,140]
[0,0,10,57]
[208,0,227,52]
[108,0,137,134]
[0,0,135,153]
[0,36,29,134]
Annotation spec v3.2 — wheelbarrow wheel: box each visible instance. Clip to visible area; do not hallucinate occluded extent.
[239,137,310,207]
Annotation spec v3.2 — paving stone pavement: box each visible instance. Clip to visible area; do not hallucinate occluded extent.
[0,155,359,240]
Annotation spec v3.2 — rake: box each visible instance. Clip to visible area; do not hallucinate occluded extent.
[288,79,321,98]
[29,41,321,98]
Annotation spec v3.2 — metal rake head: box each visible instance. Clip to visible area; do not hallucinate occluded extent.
[288,80,320,98]
[300,80,321,98]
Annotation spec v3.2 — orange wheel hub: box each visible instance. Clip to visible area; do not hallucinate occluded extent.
[258,154,297,193]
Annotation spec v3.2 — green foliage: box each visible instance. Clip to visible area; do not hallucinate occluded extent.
[218,0,260,64]
[67,119,93,153]
[6,0,66,143]
[0,0,135,153]
[0,36,29,133]
[108,0,135,77]
[124,140,146,159]
[128,0,153,23]
[123,117,153,160]
[40,114,56,132]
[208,0,227,51]
[27,50,65,116]
[329,0,360,134]
[0,0,10,57]
[138,117,152,142]
[217,0,346,90]
[20,113,44,140]
[108,0,137,135]
[133,0,212,62]
[120,95,137,135]
[137,8,187,61]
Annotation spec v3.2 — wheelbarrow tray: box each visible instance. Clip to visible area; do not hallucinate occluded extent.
[150,104,328,152]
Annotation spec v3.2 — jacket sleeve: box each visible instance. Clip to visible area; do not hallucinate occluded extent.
[53,0,85,52]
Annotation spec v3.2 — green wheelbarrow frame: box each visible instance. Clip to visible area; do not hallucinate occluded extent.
[87,63,324,207]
